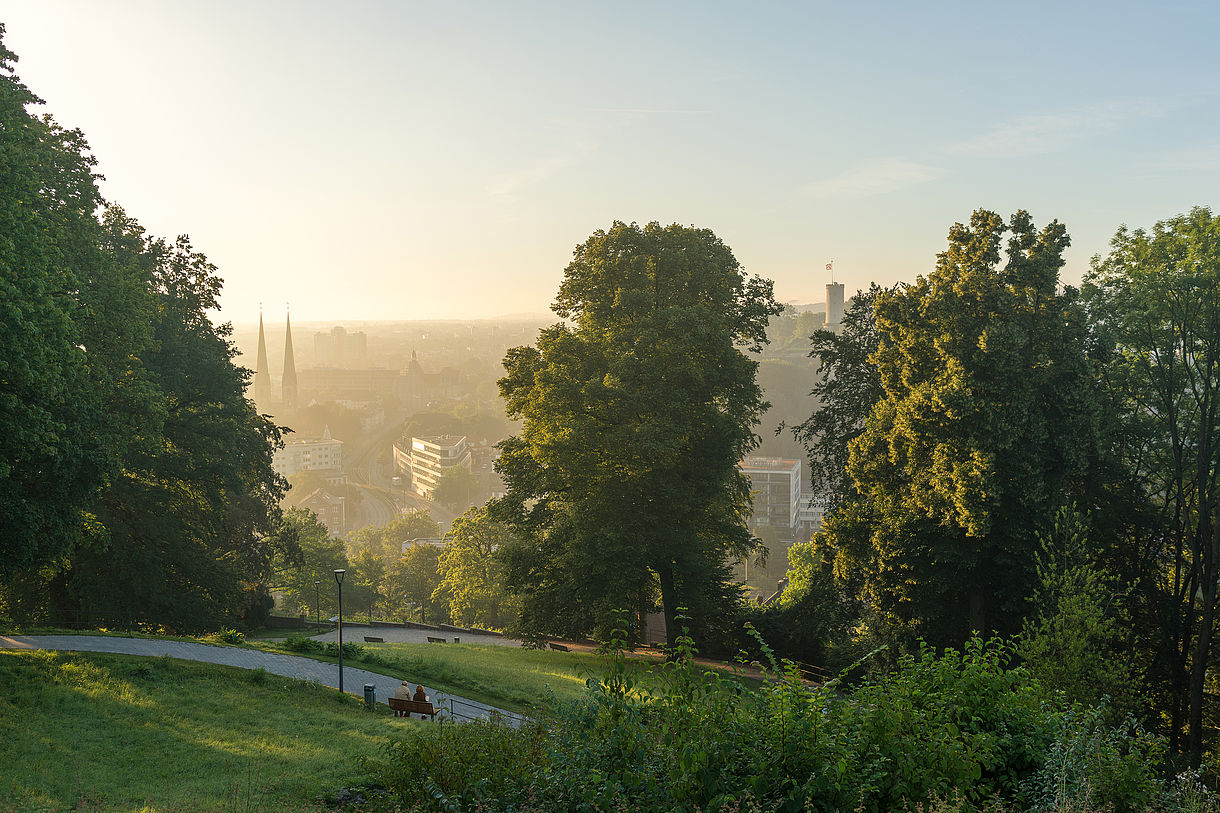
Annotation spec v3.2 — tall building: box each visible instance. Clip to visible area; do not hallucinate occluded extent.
[314,325,368,367]
[282,310,298,411]
[394,434,472,498]
[739,456,802,531]
[826,282,845,328]
[253,308,272,412]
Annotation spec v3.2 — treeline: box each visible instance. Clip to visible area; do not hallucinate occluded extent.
[773,208,1220,766]
[272,507,517,630]
[0,27,291,631]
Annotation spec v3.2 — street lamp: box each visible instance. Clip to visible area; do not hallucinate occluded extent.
[314,580,320,626]
[334,569,346,693]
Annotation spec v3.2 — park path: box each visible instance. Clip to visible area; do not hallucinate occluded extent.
[0,635,521,725]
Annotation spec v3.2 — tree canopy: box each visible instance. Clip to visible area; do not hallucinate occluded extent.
[821,210,1101,645]
[492,221,781,643]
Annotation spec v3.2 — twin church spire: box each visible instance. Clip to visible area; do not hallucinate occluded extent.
[252,305,297,415]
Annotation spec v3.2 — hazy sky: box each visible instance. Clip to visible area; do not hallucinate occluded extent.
[3,1,1218,322]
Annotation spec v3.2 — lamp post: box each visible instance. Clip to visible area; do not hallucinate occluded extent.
[334,569,346,694]
[314,580,320,626]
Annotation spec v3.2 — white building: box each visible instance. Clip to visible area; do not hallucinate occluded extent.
[797,493,827,539]
[393,434,472,499]
[272,426,343,477]
[739,456,802,531]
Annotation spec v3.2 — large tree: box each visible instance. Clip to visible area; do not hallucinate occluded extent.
[492,221,781,643]
[826,210,1101,645]
[1084,207,1220,765]
[434,506,518,629]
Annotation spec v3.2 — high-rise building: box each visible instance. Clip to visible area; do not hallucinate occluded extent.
[282,310,298,411]
[394,435,472,499]
[826,282,845,328]
[739,456,802,531]
[253,308,272,412]
[313,325,368,367]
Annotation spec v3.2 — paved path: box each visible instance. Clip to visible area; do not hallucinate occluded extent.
[309,622,520,648]
[0,635,522,725]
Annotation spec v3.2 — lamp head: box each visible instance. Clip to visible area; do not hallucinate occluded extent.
[334,569,346,585]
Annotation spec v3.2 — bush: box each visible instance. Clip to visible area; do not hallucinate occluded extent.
[368,628,1175,812]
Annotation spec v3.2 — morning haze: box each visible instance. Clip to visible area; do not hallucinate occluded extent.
[4,2,1220,810]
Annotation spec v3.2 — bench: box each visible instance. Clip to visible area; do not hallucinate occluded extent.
[363,636,384,643]
[426,636,447,644]
[388,696,438,720]
[548,642,570,652]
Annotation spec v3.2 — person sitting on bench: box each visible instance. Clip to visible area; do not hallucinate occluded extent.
[394,681,413,701]
[413,684,428,703]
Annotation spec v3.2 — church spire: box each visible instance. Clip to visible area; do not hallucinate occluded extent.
[282,305,298,410]
[253,304,271,411]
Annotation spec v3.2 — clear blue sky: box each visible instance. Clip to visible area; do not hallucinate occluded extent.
[4,1,1218,321]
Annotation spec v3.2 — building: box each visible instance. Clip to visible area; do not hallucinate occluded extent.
[739,455,802,531]
[272,426,343,477]
[253,309,272,413]
[394,434,472,498]
[282,310,298,411]
[797,493,826,539]
[314,325,368,367]
[826,282,845,329]
[299,488,346,536]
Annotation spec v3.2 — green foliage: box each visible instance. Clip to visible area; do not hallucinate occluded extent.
[1017,506,1141,716]
[370,630,1171,812]
[349,509,443,566]
[492,221,782,644]
[790,283,888,512]
[271,507,348,618]
[433,464,482,511]
[825,210,1102,647]
[387,542,448,624]
[434,506,518,629]
[1085,206,1220,764]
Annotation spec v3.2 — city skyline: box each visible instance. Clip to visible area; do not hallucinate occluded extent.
[3,1,1218,321]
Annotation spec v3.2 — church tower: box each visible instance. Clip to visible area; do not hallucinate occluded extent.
[253,307,272,411]
[282,308,298,411]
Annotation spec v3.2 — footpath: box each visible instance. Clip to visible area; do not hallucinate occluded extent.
[0,634,520,724]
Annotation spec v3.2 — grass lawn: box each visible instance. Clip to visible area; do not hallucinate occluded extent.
[353,642,615,713]
[0,649,414,812]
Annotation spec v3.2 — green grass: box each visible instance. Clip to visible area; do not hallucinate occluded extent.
[0,650,414,812]
[351,642,616,714]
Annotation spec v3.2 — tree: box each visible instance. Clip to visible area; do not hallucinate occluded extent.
[434,506,517,629]
[433,464,481,511]
[271,508,347,618]
[1084,207,1220,764]
[826,210,1101,646]
[0,26,119,579]
[1016,506,1140,717]
[348,509,442,566]
[386,543,447,624]
[349,548,386,620]
[789,284,888,511]
[492,221,781,644]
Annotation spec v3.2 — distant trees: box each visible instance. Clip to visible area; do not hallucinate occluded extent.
[493,221,781,643]
[433,464,481,510]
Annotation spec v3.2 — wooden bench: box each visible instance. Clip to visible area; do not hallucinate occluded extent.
[548,642,570,652]
[426,636,447,644]
[363,636,384,643]
[388,696,438,720]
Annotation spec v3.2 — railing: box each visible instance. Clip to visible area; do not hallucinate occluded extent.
[442,696,528,727]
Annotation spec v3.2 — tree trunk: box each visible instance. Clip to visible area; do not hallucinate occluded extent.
[1188,511,1219,766]
[968,583,986,636]
[658,561,678,648]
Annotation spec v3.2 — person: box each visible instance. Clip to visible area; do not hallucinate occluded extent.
[412,684,428,703]
[394,680,412,700]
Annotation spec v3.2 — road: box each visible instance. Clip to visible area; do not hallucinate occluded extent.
[343,415,459,533]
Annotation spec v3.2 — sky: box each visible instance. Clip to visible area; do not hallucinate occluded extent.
[3,1,1218,323]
